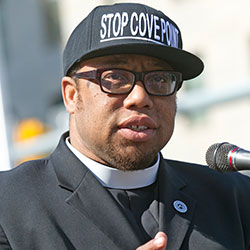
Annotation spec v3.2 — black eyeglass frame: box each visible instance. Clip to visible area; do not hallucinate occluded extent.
[73,68,183,96]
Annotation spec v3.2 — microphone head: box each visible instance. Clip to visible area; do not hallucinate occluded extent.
[206,142,237,172]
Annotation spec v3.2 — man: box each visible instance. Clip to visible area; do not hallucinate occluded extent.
[0,3,250,250]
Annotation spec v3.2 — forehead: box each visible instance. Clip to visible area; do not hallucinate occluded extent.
[79,54,173,70]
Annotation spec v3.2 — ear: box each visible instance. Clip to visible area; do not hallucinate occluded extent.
[61,76,78,114]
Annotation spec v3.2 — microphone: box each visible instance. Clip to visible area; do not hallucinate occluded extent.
[206,142,250,172]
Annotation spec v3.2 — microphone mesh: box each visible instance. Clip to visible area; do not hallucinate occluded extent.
[206,143,237,172]
[205,143,220,170]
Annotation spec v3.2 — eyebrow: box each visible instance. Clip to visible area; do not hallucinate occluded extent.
[99,57,129,67]
[148,59,173,69]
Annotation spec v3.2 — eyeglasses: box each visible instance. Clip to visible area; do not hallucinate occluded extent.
[73,68,182,96]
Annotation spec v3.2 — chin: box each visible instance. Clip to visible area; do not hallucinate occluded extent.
[106,148,159,171]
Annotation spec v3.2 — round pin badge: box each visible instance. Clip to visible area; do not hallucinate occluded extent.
[173,200,188,213]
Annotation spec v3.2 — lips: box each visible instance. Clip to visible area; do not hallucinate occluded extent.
[119,115,157,129]
[118,116,157,142]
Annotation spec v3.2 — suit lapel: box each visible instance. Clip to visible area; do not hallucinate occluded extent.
[51,133,143,250]
[158,158,196,250]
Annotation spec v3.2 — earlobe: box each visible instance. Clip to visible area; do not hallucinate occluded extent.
[61,76,78,114]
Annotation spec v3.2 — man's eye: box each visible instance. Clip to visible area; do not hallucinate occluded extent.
[105,73,122,80]
[152,76,168,83]
[103,72,128,84]
[149,75,169,84]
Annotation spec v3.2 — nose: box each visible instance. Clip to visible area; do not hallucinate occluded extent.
[123,81,153,109]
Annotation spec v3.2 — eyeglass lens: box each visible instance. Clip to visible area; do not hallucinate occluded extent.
[101,69,177,95]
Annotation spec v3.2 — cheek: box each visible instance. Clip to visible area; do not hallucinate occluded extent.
[157,98,176,136]
[77,90,118,132]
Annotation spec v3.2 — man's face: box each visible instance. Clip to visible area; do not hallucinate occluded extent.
[62,54,177,170]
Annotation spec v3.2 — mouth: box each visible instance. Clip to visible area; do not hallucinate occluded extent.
[126,125,149,131]
[117,116,157,142]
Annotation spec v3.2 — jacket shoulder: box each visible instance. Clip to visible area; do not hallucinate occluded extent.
[0,158,52,197]
[162,158,250,205]
[165,157,250,182]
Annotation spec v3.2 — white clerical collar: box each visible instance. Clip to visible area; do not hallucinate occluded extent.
[66,137,159,189]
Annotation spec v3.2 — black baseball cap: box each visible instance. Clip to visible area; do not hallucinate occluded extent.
[63,3,204,80]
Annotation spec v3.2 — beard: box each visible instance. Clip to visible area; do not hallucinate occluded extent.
[95,138,161,171]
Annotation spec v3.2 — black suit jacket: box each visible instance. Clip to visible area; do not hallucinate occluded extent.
[0,132,250,250]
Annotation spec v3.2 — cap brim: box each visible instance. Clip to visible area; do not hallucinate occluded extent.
[78,43,204,80]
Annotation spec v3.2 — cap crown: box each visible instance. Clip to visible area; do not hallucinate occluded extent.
[63,3,203,80]
[63,3,182,73]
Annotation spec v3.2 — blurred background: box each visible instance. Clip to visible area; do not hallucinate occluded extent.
[0,0,250,170]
